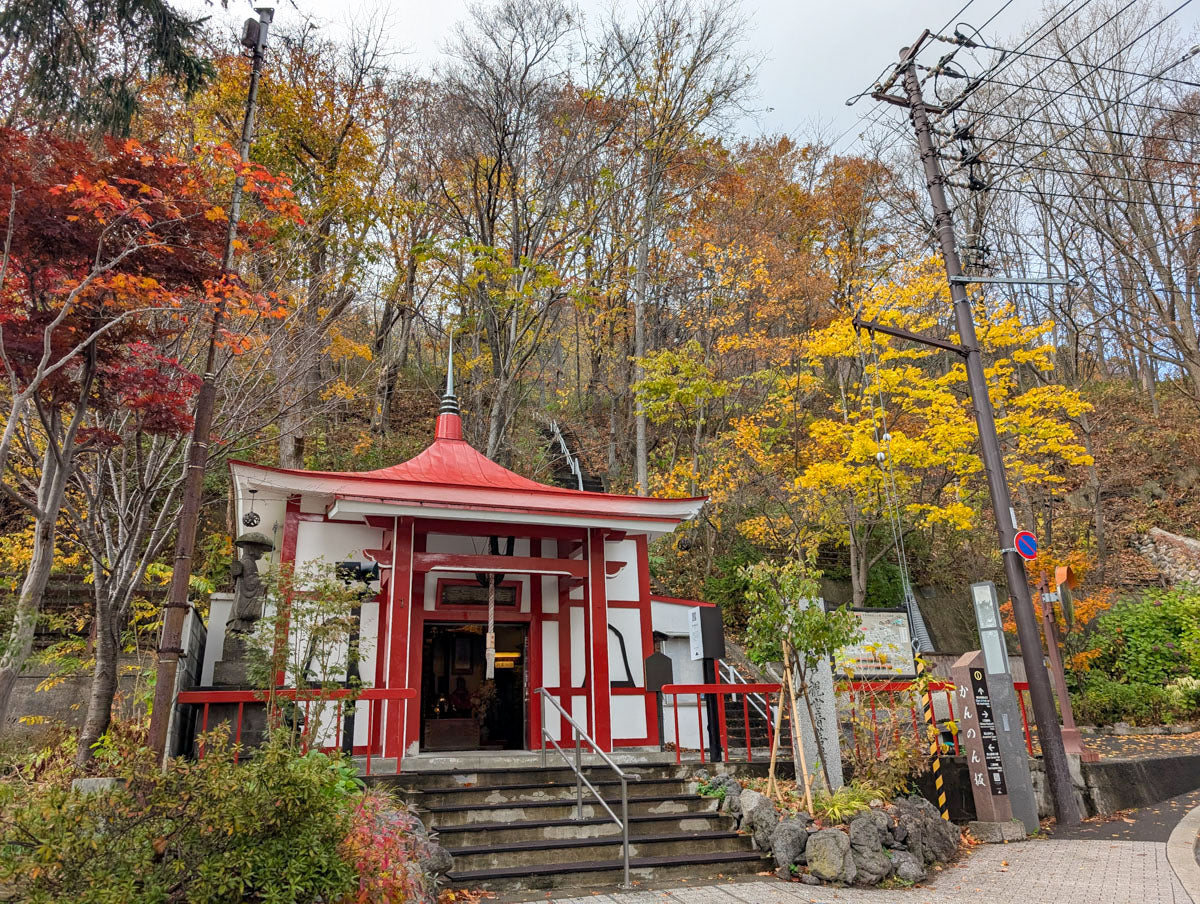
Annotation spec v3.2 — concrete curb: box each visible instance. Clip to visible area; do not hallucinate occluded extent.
[1166,802,1200,904]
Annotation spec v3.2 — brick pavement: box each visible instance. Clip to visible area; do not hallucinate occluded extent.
[520,839,1192,904]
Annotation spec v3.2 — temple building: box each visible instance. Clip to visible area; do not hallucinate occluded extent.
[200,361,716,759]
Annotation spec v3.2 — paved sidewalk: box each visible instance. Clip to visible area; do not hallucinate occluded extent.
[526,840,1191,904]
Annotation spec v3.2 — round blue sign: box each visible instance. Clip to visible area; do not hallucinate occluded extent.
[1014,530,1038,560]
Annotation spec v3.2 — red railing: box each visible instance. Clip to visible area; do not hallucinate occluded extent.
[177,687,417,775]
[660,682,782,764]
[842,679,960,756]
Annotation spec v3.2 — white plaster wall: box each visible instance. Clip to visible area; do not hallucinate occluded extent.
[299,493,328,514]
[540,575,559,613]
[569,606,586,686]
[201,593,234,685]
[611,695,648,740]
[294,521,384,577]
[607,608,644,685]
[604,538,640,602]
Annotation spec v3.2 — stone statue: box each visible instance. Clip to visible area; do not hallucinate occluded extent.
[227,531,274,634]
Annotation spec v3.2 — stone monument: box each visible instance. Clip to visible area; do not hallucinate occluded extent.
[208,532,275,748]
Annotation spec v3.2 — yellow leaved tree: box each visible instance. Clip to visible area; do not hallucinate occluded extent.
[721,260,1092,606]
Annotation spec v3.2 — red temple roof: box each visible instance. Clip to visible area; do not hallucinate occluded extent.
[230,409,705,531]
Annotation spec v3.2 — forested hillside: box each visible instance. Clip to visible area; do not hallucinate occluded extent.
[1,0,1198,731]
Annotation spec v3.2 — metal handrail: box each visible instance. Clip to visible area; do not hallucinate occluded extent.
[536,688,632,889]
[719,659,771,724]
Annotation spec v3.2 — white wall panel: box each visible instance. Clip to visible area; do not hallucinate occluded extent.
[610,695,647,740]
[607,608,644,685]
[570,607,586,687]
[542,620,560,685]
[604,538,640,601]
[295,522,383,577]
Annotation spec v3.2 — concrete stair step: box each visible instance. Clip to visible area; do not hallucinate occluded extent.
[447,848,770,892]
[412,777,690,808]
[373,763,691,790]
[447,829,751,871]
[424,793,719,826]
[432,811,732,845]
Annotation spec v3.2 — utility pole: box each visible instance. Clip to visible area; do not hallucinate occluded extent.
[148,7,274,761]
[883,38,1080,825]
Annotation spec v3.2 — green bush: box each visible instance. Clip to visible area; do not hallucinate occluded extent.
[0,732,361,904]
[1071,675,1178,727]
[1090,585,1200,686]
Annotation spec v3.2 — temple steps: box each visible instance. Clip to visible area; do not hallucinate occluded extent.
[376,761,773,893]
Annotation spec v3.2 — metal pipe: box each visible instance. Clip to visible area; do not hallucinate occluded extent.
[575,728,583,820]
[620,776,631,889]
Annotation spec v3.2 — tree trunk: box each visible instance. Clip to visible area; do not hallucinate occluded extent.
[631,169,660,497]
[0,462,61,730]
[77,584,121,764]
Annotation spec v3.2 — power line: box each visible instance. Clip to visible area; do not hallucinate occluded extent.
[967,39,1200,89]
[940,0,1141,152]
[942,105,1200,143]
[954,0,1198,181]
[962,157,1200,194]
[939,129,1198,168]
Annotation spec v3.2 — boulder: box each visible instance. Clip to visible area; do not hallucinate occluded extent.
[770,818,810,879]
[418,839,454,879]
[890,796,959,865]
[890,849,927,884]
[848,811,889,853]
[806,828,856,884]
[852,847,894,886]
[738,788,779,852]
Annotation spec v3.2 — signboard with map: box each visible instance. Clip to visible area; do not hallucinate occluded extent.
[838,609,916,677]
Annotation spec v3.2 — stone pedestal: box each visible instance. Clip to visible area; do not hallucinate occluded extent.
[204,633,269,750]
[969,819,1027,843]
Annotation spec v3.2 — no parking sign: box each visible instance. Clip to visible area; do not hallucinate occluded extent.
[1014,531,1038,560]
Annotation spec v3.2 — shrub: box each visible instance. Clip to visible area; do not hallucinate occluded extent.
[1071,675,1177,726]
[339,789,438,903]
[1090,585,1200,686]
[0,731,360,904]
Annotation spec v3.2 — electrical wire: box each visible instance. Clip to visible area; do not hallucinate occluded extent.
[954,0,1198,183]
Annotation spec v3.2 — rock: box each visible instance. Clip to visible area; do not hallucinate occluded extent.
[770,818,809,876]
[848,811,889,853]
[800,873,821,885]
[806,828,856,884]
[738,788,779,852]
[694,768,711,782]
[852,847,894,886]
[418,840,454,878]
[890,849,926,883]
[70,777,127,794]
[890,797,960,866]
[725,788,743,818]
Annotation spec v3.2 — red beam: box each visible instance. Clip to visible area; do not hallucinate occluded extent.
[414,552,587,577]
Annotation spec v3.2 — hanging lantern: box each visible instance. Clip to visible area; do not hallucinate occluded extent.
[242,488,261,527]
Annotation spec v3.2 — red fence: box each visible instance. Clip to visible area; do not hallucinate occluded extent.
[660,682,782,763]
[177,687,416,775]
[661,678,1036,763]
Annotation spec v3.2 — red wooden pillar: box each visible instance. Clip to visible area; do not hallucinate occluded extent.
[587,528,612,751]
[384,517,414,759]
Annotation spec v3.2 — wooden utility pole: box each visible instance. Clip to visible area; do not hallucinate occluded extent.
[865,35,1080,825]
[147,7,274,761]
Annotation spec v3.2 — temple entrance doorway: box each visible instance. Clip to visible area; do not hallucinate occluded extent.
[420,622,528,751]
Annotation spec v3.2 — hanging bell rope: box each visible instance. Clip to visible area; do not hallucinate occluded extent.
[486,572,496,680]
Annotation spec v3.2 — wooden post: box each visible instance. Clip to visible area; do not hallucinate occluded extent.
[767,682,786,799]
[783,644,813,814]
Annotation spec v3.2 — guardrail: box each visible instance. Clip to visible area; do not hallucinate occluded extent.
[660,682,783,763]
[536,688,634,889]
[840,679,960,757]
[176,686,417,775]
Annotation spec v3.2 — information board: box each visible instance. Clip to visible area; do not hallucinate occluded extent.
[838,609,916,677]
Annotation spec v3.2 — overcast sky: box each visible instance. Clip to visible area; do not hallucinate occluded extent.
[188,0,1200,152]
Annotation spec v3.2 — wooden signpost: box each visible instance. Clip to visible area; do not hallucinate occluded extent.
[951,651,1026,841]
